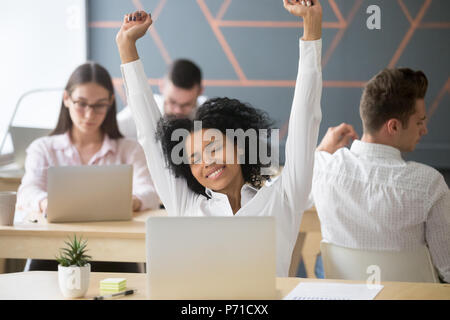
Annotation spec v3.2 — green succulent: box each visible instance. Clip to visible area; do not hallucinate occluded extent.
[56,235,92,267]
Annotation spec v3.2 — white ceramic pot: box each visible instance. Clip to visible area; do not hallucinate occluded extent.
[58,263,91,298]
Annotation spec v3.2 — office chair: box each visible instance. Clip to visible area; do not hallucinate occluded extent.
[0,88,62,165]
[320,241,440,283]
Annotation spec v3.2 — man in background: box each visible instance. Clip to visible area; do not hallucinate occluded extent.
[118,58,206,139]
[310,67,450,283]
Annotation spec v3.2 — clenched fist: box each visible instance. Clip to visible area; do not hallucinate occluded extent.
[116,10,153,63]
[283,0,322,40]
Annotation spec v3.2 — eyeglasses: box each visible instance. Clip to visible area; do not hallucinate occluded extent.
[70,98,111,114]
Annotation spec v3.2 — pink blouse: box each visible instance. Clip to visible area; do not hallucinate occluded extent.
[17,132,160,212]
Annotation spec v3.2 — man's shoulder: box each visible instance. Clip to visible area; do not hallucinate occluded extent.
[117,93,164,120]
[404,160,444,182]
[314,149,443,184]
[197,95,208,106]
[314,147,352,166]
[405,161,449,205]
[117,106,132,121]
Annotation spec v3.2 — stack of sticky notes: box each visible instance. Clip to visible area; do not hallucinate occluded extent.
[100,278,127,294]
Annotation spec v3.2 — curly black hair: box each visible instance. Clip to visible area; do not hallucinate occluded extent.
[156,97,275,199]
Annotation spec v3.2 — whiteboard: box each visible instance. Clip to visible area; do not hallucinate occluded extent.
[0,0,87,155]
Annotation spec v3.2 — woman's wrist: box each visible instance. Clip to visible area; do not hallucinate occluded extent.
[116,36,139,64]
[302,14,322,41]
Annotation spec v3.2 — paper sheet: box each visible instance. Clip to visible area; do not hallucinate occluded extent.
[283,282,384,300]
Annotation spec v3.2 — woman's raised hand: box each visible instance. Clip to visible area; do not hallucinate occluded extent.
[116,10,152,63]
[283,0,322,40]
[283,0,322,17]
[116,11,152,44]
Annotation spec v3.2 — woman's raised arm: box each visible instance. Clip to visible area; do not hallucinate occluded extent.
[116,11,195,215]
[281,0,323,211]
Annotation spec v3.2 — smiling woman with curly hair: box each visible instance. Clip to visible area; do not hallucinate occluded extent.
[156,97,275,199]
[116,0,323,277]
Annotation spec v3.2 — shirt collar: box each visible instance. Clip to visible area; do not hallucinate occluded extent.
[205,187,225,199]
[96,134,117,158]
[350,140,403,161]
[205,183,258,204]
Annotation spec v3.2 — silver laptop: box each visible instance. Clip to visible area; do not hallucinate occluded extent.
[145,216,276,299]
[10,126,52,168]
[47,165,133,223]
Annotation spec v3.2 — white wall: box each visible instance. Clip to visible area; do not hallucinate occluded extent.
[0,0,87,155]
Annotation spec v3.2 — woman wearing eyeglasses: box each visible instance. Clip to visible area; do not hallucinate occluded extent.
[16,62,160,273]
[17,62,160,215]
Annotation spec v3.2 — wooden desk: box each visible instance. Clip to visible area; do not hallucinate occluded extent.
[0,173,23,273]
[0,162,24,192]
[0,207,321,277]
[0,271,448,300]
[0,176,21,192]
[0,209,166,265]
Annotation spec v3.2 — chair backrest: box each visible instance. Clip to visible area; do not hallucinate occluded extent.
[0,88,62,159]
[320,242,439,283]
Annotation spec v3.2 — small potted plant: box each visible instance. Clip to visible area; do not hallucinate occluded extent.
[56,235,92,298]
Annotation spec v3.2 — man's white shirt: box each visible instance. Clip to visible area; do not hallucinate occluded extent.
[117,94,207,140]
[310,140,450,283]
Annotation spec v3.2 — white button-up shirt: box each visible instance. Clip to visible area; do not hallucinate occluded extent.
[121,39,322,277]
[310,140,450,282]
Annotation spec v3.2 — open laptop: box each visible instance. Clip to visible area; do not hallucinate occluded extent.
[9,126,52,168]
[46,165,133,223]
[145,216,276,299]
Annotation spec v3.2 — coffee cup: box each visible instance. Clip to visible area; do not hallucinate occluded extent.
[0,191,17,226]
